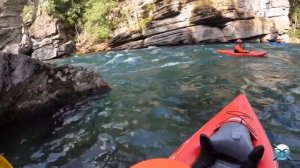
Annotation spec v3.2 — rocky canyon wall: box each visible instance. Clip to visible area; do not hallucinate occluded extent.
[0,0,75,61]
[109,0,291,50]
[0,0,292,58]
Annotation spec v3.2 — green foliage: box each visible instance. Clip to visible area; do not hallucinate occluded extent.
[84,0,116,41]
[289,29,300,38]
[47,0,86,27]
[138,3,155,31]
[46,0,156,41]
[289,0,300,18]
[46,0,116,41]
[22,4,35,24]
[138,17,152,30]
[193,0,213,13]
[289,0,300,37]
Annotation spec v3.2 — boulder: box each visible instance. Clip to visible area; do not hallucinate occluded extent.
[144,28,192,47]
[0,53,111,126]
[57,41,75,57]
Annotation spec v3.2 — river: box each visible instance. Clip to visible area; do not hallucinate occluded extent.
[0,44,299,167]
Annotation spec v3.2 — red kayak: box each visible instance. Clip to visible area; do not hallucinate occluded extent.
[218,50,267,57]
[169,94,278,168]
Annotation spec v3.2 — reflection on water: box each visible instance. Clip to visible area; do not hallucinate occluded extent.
[1,44,300,167]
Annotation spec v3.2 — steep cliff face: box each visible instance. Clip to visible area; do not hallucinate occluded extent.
[109,0,291,50]
[0,0,27,53]
[0,0,75,61]
[28,0,75,61]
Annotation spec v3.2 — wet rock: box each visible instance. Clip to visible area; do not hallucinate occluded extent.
[0,53,111,126]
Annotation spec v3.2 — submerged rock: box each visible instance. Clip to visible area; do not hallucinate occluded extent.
[0,53,111,126]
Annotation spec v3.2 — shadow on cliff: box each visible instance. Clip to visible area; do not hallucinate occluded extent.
[188,0,271,42]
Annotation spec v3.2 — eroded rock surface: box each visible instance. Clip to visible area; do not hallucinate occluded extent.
[0,0,75,60]
[109,0,291,50]
[0,53,111,126]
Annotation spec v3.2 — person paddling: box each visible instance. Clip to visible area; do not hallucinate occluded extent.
[234,39,249,53]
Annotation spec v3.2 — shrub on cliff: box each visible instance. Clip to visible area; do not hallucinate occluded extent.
[47,0,117,41]
[84,0,116,41]
[22,4,35,25]
[47,0,86,28]
[289,0,300,37]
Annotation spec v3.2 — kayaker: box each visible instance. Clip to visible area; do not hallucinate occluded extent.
[269,31,282,43]
[234,39,249,53]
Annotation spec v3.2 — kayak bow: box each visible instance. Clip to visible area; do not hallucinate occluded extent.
[169,94,278,168]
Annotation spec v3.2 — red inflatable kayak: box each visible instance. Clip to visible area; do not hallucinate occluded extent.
[169,94,278,168]
[218,49,267,57]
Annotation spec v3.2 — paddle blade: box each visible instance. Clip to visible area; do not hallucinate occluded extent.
[0,155,13,168]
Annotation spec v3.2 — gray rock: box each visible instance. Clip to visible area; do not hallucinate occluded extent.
[113,40,144,50]
[32,38,54,50]
[109,32,143,47]
[19,33,33,55]
[0,53,110,126]
[153,0,181,20]
[190,25,226,43]
[57,41,75,57]
[31,45,58,61]
[144,28,192,47]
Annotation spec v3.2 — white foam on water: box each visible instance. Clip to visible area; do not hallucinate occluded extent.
[123,56,141,63]
[147,46,158,49]
[291,87,300,94]
[160,61,195,68]
[150,49,160,55]
[174,52,184,57]
[100,53,124,67]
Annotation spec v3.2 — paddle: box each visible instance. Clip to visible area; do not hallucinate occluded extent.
[130,158,191,168]
[0,154,13,168]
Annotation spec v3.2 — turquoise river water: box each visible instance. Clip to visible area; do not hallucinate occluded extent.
[0,44,300,167]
